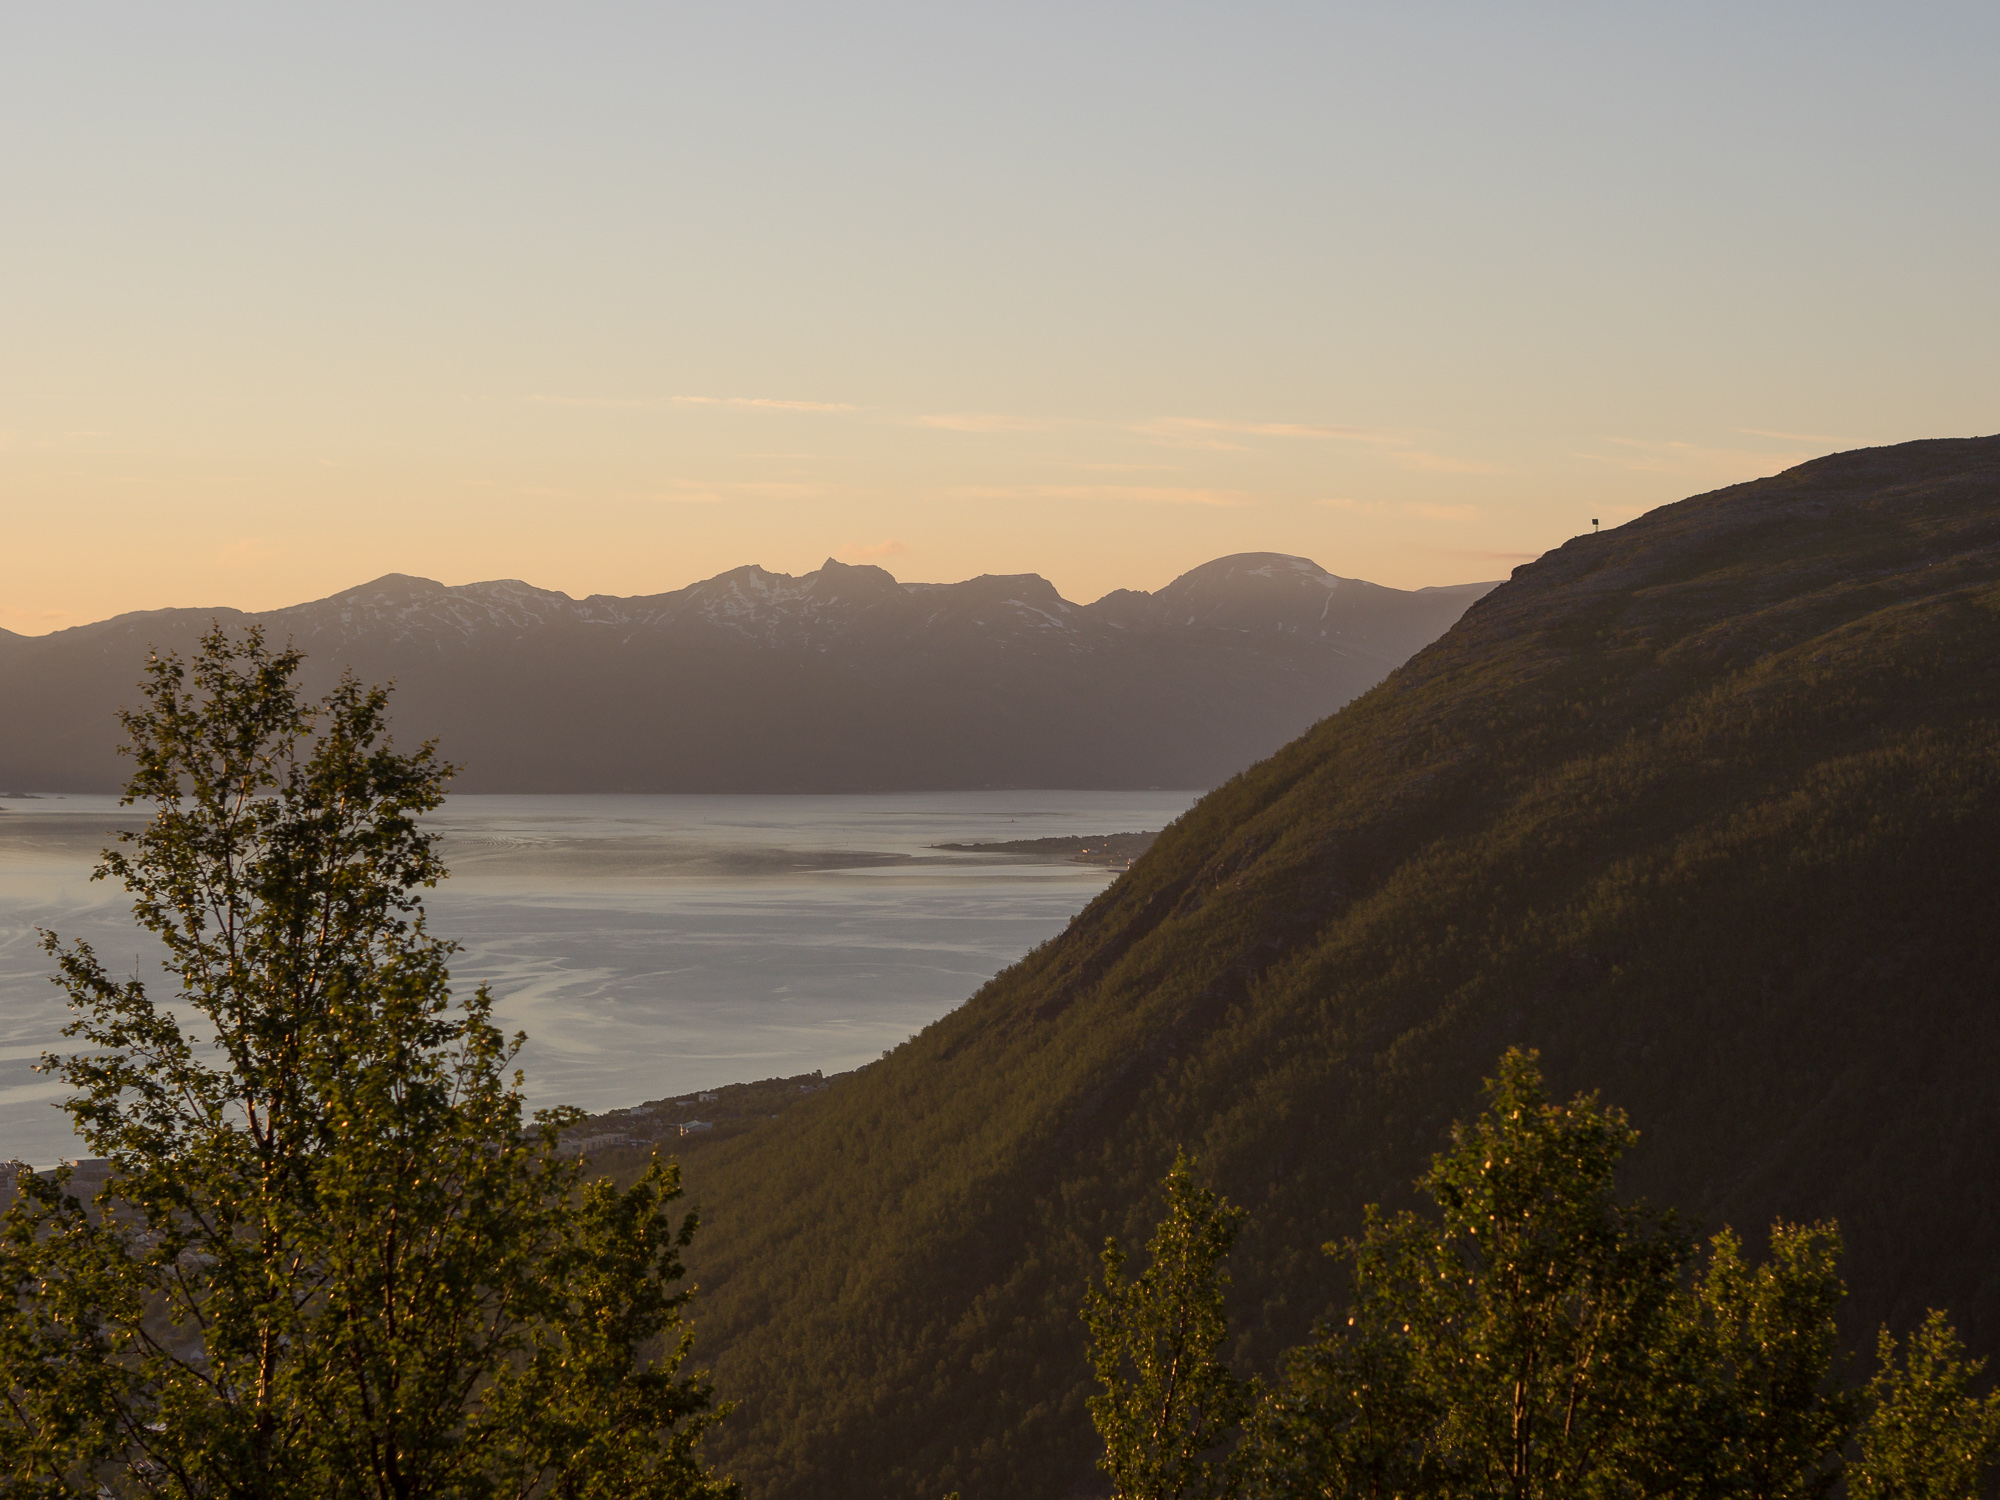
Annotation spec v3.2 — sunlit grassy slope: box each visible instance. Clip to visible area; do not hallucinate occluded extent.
[674,435,2000,1500]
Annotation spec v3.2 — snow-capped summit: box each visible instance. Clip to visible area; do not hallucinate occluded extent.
[0,555,1497,793]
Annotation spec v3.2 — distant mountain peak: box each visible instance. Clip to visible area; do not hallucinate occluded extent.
[1188,551,1343,584]
[3,552,1501,793]
[341,572,450,594]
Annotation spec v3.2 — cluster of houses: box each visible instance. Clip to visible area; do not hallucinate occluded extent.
[557,1093,721,1157]
[553,1073,835,1159]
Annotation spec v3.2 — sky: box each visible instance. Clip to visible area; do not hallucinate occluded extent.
[3,2,1996,634]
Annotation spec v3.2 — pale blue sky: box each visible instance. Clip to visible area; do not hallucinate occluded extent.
[4,2,1995,628]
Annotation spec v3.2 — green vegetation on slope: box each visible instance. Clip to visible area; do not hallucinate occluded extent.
[1088,1052,2000,1500]
[678,436,2000,1500]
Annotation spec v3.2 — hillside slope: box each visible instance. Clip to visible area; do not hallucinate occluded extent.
[674,435,2000,1500]
[0,555,1489,793]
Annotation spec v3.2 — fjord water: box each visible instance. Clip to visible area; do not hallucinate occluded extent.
[0,790,1198,1165]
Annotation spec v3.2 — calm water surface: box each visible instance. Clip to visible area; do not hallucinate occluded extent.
[0,791,1198,1164]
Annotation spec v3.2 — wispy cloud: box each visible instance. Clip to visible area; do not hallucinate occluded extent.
[675,396,859,413]
[1728,426,1855,445]
[528,394,858,414]
[0,427,111,453]
[1435,549,1540,562]
[0,605,72,632]
[916,412,1050,433]
[529,395,664,410]
[837,539,910,562]
[1135,416,1417,445]
[1393,451,1502,475]
[1583,436,1818,480]
[524,396,1506,472]
[1317,498,1480,521]
[520,394,1500,479]
[634,485,726,504]
[935,484,1254,507]
[1133,416,1497,473]
[217,538,283,566]
[638,478,851,504]
[728,480,851,499]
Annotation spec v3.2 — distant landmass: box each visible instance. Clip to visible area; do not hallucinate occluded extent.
[0,554,1495,793]
[931,830,1159,866]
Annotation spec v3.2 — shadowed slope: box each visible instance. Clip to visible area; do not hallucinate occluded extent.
[678,435,2000,1500]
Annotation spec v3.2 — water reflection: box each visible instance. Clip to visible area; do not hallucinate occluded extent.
[0,790,1197,1164]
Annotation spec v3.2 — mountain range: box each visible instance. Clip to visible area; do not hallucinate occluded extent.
[0,555,1494,793]
[617,435,2000,1500]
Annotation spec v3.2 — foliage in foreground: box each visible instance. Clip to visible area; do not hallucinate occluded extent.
[0,627,735,1498]
[1087,1051,2000,1500]
[1083,1152,1255,1500]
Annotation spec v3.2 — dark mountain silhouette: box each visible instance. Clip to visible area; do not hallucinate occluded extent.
[646,435,2000,1500]
[0,555,1492,792]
